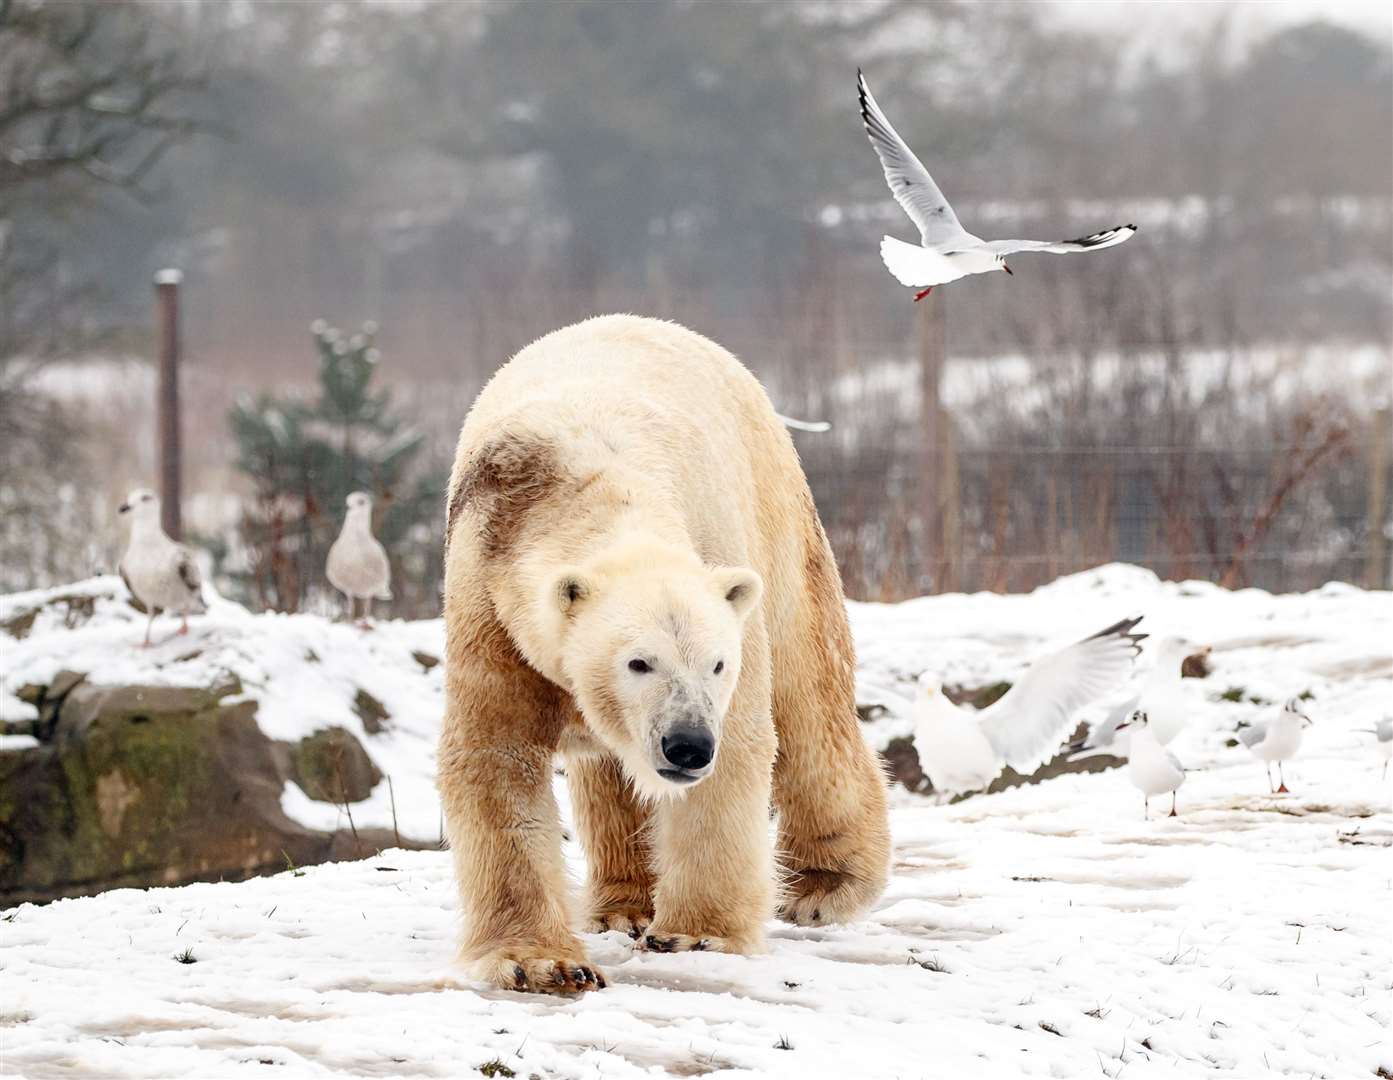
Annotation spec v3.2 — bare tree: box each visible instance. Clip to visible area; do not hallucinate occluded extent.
[0,0,203,195]
[0,0,205,588]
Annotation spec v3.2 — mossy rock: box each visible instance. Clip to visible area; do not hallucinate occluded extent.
[1,672,417,905]
[289,727,382,803]
[58,677,242,741]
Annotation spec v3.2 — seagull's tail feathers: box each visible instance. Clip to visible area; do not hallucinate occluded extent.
[879,235,966,288]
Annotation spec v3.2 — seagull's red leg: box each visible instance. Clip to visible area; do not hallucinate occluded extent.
[913,287,933,302]
[1276,761,1289,794]
[1169,791,1178,818]
[178,616,190,635]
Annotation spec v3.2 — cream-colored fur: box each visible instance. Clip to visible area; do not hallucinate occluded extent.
[439,315,890,994]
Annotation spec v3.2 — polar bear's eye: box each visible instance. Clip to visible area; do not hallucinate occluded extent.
[628,658,652,674]
[713,660,724,675]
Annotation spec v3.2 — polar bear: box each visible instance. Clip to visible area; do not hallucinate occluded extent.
[439,314,890,994]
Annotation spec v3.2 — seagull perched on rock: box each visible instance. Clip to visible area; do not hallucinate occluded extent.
[1238,698,1313,794]
[326,491,392,624]
[1360,718,1392,780]
[117,488,205,646]
[913,616,1145,797]
[858,70,1137,300]
[1115,710,1185,819]
[1066,636,1197,758]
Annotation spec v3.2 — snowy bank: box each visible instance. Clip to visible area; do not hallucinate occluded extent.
[2,565,1390,1076]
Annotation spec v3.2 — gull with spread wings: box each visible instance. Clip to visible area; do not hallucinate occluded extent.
[858,70,1137,300]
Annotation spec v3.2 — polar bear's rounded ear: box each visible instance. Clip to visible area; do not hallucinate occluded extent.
[552,568,594,617]
[711,567,763,620]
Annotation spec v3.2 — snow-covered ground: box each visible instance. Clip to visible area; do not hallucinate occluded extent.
[3,566,1391,1078]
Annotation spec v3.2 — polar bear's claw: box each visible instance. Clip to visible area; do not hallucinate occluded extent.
[475,950,607,994]
[587,910,652,939]
[639,932,714,953]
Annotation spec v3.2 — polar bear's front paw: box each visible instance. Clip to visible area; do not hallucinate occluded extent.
[778,867,875,927]
[587,907,651,939]
[638,931,718,953]
[472,947,607,995]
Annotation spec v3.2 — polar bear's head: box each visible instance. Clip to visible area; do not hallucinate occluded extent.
[544,542,762,798]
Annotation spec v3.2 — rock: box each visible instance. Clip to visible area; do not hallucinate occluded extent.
[352,688,391,735]
[411,650,440,672]
[1182,646,1213,679]
[881,736,930,794]
[49,669,87,700]
[0,672,418,905]
[1,590,98,639]
[58,677,241,742]
[288,727,382,804]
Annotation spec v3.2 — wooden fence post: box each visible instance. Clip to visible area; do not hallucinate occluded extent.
[154,268,183,540]
[1367,405,1390,590]
[917,292,957,592]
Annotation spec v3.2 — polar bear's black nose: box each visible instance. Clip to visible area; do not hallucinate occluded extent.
[661,725,715,771]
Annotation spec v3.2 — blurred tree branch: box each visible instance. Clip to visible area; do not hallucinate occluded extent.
[0,0,206,199]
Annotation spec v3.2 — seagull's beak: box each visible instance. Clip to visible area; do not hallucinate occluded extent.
[1002,263,1013,275]
[118,503,130,514]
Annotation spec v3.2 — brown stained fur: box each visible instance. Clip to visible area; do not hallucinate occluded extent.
[438,605,581,966]
[447,433,563,557]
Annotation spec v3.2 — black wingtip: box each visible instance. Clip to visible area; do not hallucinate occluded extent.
[1085,614,1148,654]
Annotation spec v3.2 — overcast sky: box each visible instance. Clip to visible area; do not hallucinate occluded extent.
[1050,0,1392,45]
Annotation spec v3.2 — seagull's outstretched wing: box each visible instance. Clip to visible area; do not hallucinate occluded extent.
[977,616,1146,774]
[858,71,974,248]
[1066,691,1139,756]
[986,225,1137,256]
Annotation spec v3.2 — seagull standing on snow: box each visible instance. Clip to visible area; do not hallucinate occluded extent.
[1067,636,1196,758]
[1238,698,1313,794]
[117,488,206,646]
[326,491,392,624]
[1360,718,1392,780]
[857,70,1137,300]
[913,616,1145,797]
[1115,710,1185,819]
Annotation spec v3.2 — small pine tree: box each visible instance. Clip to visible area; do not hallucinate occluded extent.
[226,321,445,615]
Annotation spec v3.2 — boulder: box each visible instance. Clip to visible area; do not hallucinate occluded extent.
[0,672,417,905]
[289,726,383,803]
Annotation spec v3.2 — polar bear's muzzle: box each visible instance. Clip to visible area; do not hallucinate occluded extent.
[653,686,717,784]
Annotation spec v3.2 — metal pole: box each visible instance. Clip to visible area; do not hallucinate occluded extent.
[154,268,183,540]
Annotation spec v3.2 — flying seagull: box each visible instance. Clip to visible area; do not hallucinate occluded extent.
[326,491,392,624]
[913,615,1145,796]
[117,488,206,646]
[1237,698,1312,794]
[1115,710,1185,819]
[858,70,1137,300]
